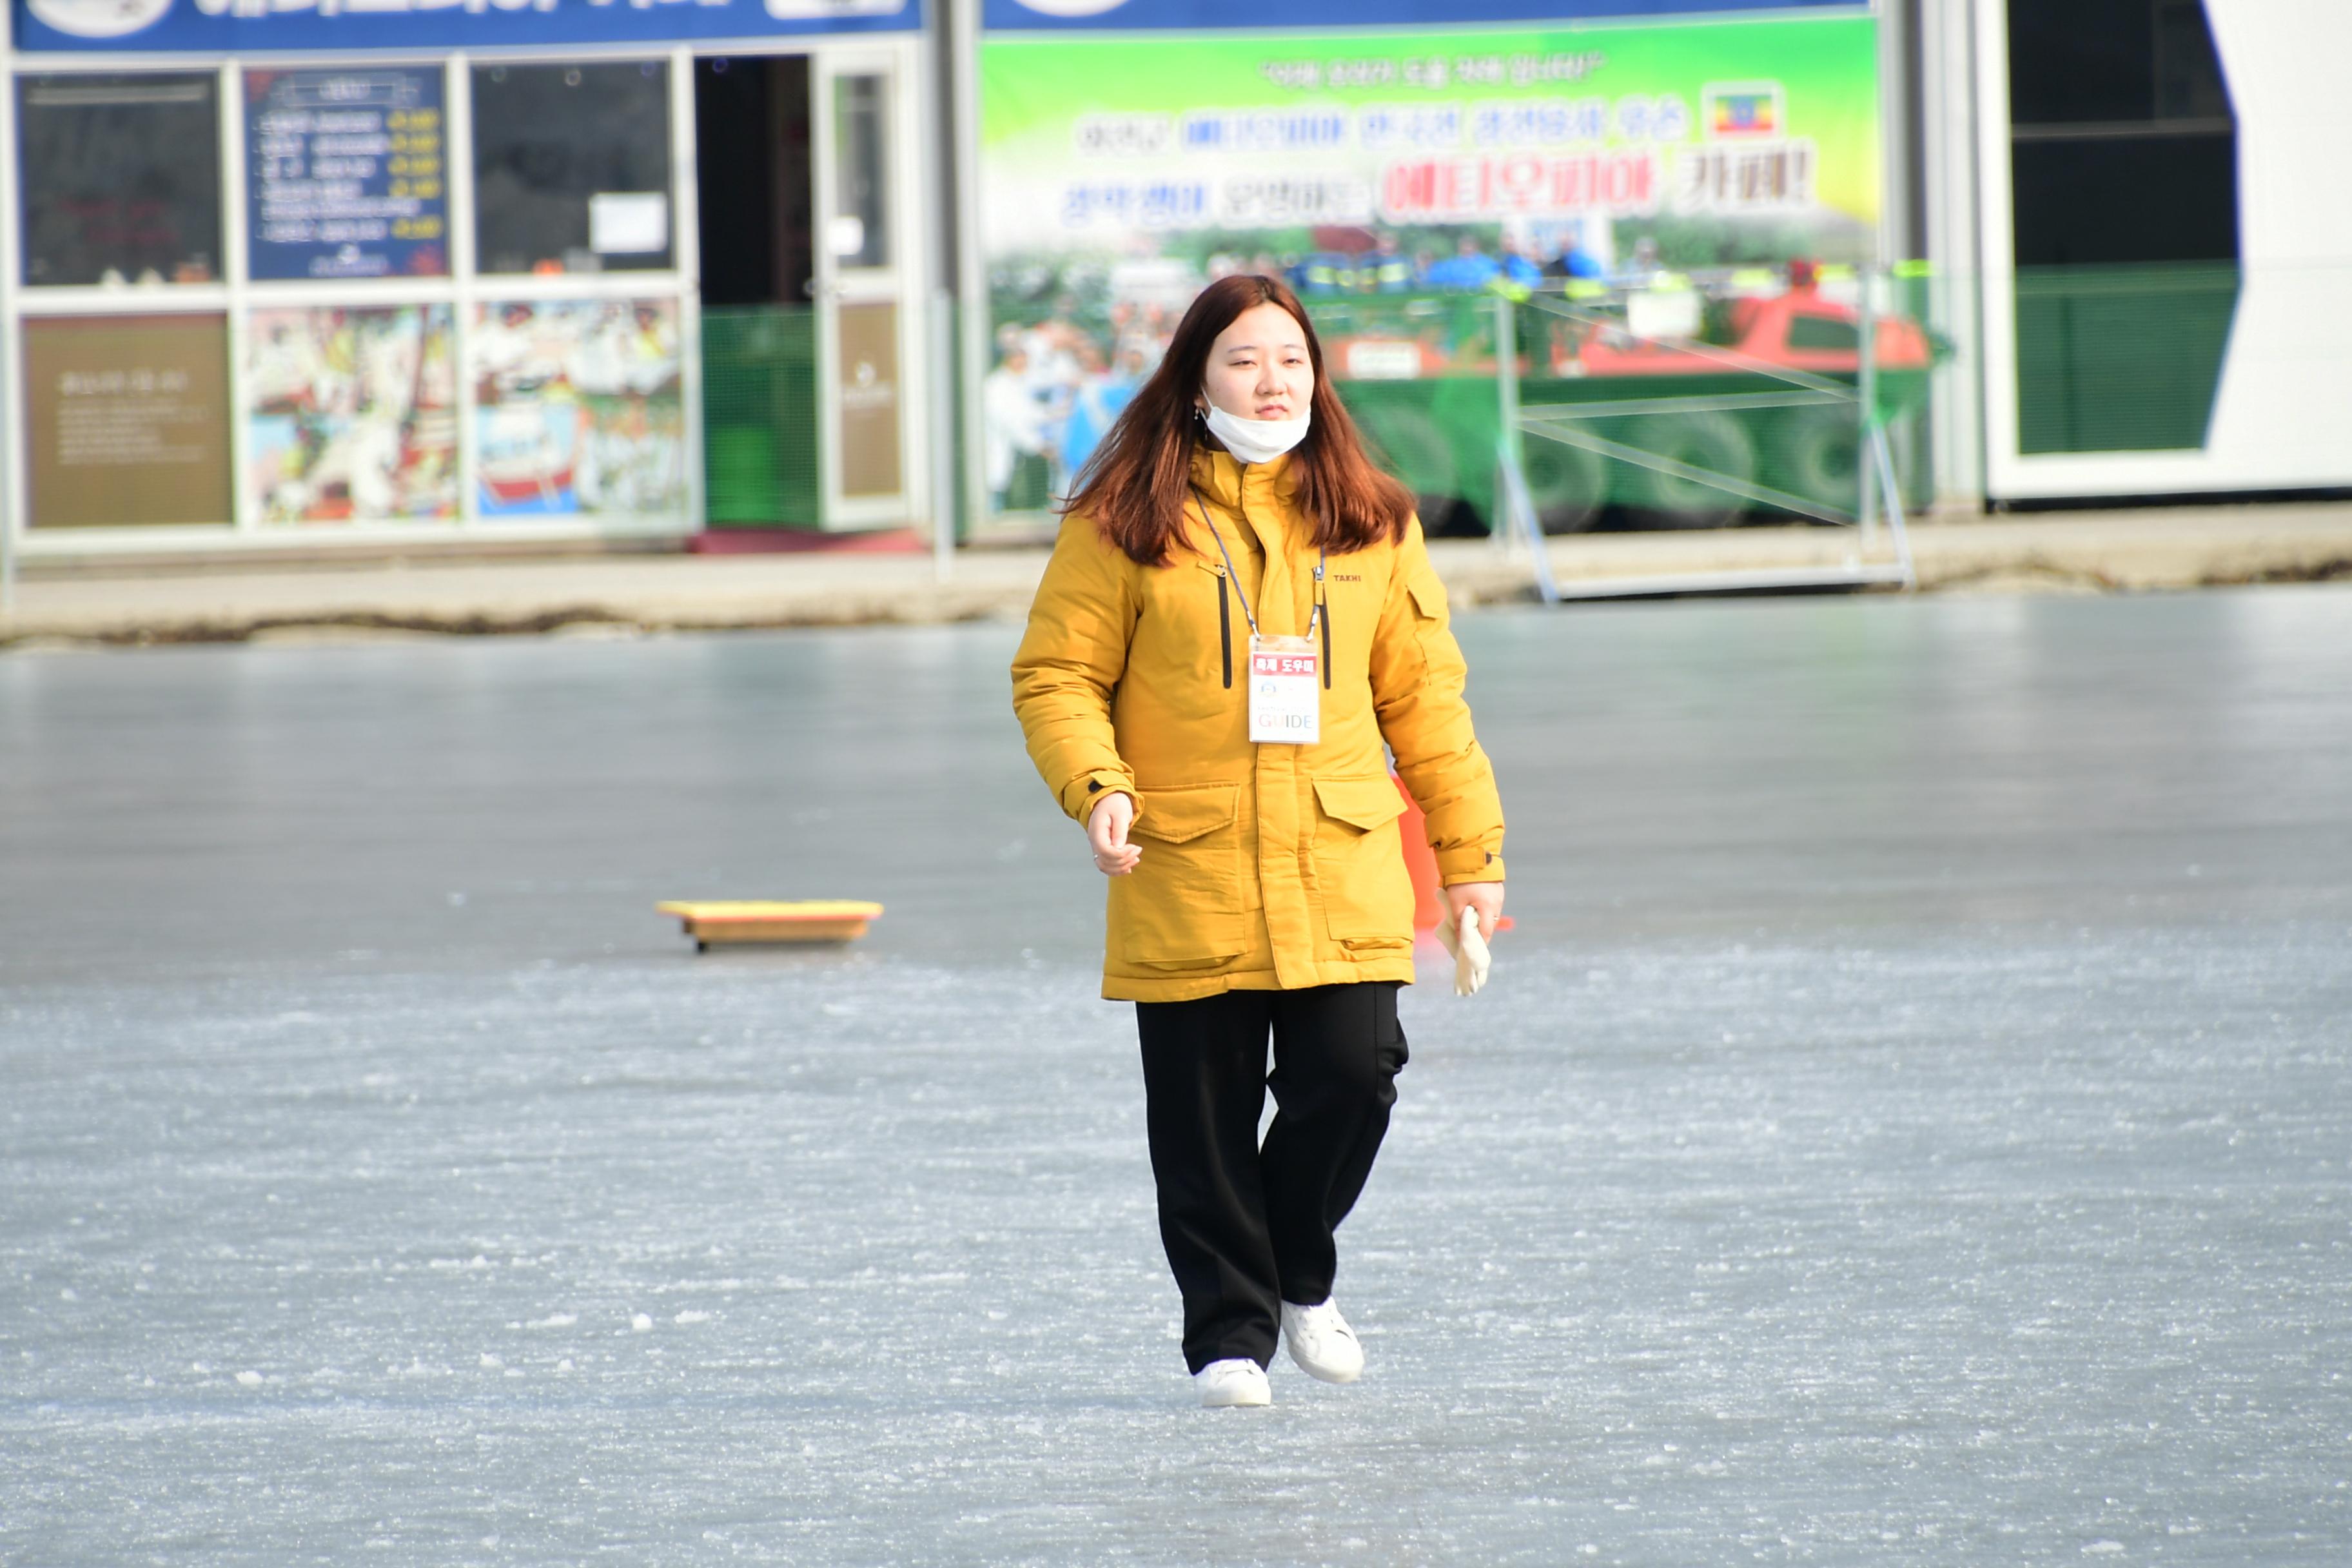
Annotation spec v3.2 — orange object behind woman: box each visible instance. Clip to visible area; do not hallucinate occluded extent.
[1392,773,1514,936]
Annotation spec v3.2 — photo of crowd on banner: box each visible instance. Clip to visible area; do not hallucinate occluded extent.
[981,208,1852,519]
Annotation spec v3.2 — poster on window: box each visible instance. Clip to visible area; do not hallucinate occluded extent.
[975,10,1879,511]
[246,67,448,281]
[248,304,458,525]
[470,299,684,518]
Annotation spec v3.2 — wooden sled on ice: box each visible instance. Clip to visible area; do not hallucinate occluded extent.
[658,900,883,950]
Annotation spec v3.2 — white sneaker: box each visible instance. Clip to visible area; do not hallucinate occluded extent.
[1280,1298,1365,1384]
[1195,1358,1272,1408]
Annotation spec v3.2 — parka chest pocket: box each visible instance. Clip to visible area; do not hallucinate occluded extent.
[1112,782,1246,966]
[1309,774,1416,947]
[1133,558,1236,700]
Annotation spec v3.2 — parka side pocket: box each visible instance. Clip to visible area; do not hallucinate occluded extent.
[1112,782,1246,965]
[1404,573,1446,622]
[1308,775,1416,948]
[1404,572,1448,677]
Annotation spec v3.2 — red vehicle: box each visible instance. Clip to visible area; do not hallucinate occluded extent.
[1324,272,1937,532]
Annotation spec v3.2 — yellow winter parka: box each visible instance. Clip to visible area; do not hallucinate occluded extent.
[1010,447,1507,1003]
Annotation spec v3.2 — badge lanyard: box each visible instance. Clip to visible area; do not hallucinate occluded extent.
[1195,491,1323,746]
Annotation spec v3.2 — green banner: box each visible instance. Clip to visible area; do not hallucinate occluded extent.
[983,14,1879,275]
[975,12,1882,513]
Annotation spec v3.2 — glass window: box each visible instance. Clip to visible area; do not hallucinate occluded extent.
[249,306,459,525]
[18,73,222,288]
[471,61,673,275]
[472,299,684,518]
[830,73,890,270]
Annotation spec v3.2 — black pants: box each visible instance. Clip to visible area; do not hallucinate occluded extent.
[1135,982,1408,1373]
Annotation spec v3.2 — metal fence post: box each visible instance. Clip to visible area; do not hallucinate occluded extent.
[1492,293,1560,603]
[948,0,990,545]
[1857,265,1880,553]
[1493,292,1522,557]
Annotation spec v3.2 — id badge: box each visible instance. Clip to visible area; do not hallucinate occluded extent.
[1248,634,1320,745]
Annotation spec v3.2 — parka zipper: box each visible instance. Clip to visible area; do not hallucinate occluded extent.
[1197,485,1322,694]
[1215,565,1233,688]
[1316,560,1331,688]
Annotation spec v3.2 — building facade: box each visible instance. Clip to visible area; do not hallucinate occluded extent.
[6,0,2349,569]
[3,0,936,561]
[1917,0,2352,506]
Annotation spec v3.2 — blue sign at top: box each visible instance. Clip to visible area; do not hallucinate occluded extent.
[14,0,919,52]
[985,0,1857,30]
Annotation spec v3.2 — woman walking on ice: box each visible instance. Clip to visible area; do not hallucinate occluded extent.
[1011,274,1506,1408]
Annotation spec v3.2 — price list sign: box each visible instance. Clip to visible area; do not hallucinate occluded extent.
[246,68,448,280]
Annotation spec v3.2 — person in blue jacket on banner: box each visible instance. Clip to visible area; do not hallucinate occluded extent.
[1421,236,1501,291]
[1544,236,1608,284]
[1289,252,1361,295]
[1366,234,1416,293]
[1058,342,1146,482]
[1499,236,1544,291]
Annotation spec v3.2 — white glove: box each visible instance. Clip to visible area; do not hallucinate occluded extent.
[1435,905,1491,997]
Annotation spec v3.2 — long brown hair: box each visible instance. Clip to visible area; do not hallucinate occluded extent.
[1060,274,1414,566]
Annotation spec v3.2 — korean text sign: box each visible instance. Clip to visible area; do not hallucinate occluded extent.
[979,13,1881,260]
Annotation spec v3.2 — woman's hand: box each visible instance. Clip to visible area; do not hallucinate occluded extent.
[1444,880,1505,942]
[1087,792,1142,876]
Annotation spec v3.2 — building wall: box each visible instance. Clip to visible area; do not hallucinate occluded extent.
[1970,0,2352,502]
[1,5,932,561]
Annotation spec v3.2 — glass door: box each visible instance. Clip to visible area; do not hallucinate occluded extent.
[811,50,914,528]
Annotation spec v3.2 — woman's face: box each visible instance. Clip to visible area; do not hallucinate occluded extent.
[1198,302,1314,423]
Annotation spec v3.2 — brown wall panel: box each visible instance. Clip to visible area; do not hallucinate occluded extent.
[835,300,901,500]
[25,314,234,529]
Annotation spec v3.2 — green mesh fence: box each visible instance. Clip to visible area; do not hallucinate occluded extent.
[700,305,821,529]
[2013,264,2239,455]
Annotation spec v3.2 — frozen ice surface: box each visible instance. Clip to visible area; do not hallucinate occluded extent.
[3,589,2349,1564]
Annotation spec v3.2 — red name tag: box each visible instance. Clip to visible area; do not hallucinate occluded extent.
[1248,634,1320,745]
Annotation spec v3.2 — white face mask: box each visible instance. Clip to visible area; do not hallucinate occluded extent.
[1200,400,1311,465]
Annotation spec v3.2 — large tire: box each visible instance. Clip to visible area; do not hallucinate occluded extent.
[1355,404,1458,524]
[1776,407,1925,520]
[1522,433,1607,534]
[1771,406,1863,517]
[1625,411,1756,531]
